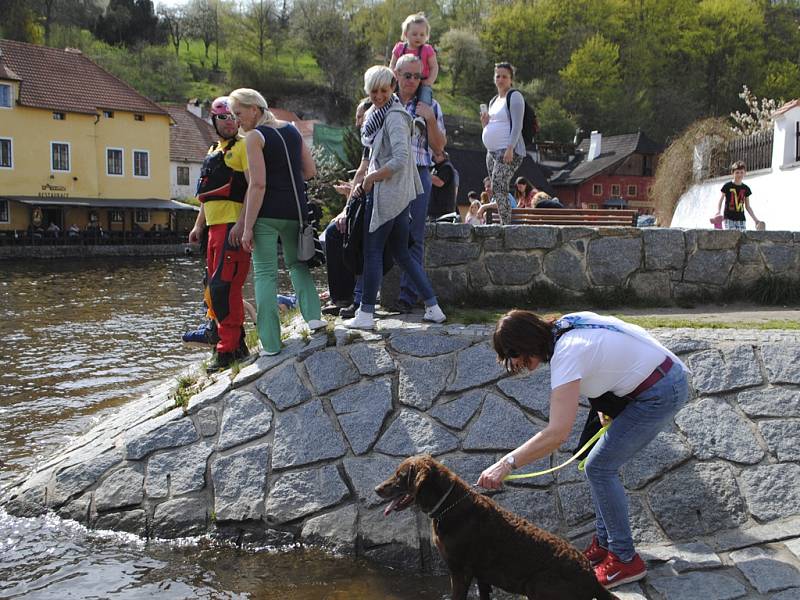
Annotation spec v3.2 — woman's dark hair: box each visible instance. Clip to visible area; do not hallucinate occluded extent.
[494,61,516,79]
[493,309,556,373]
[514,177,534,200]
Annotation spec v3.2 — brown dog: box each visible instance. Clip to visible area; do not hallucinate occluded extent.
[375,455,617,600]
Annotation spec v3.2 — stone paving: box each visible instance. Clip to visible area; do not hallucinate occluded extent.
[2,316,800,600]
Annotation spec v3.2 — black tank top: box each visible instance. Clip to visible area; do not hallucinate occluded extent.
[255,124,308,221]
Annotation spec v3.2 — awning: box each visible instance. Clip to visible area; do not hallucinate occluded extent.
[2,196,198,211]
[603,197,628,208]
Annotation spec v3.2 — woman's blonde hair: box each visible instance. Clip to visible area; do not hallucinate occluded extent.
[533,191,552,202]
[363,65,395,95]
[401,12,430,39]
[228,88,275,127]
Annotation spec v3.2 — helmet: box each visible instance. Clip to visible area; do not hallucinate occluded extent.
[210,96,232,117]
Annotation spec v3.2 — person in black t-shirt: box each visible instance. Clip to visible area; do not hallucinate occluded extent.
[428,150,459,219]
[714,160,762,231]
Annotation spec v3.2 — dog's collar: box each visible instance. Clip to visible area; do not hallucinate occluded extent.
[425,481,456,518]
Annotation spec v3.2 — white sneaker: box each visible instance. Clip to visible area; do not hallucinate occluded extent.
[261,349,280,357]
[423,304,446,324]
[306,319,327,331]
[345,309,375,330]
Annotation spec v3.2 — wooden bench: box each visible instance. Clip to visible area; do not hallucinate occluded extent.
[485,208,639,226]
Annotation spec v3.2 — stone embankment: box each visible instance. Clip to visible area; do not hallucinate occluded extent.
[3,319,800,600]
[414,224,800,304]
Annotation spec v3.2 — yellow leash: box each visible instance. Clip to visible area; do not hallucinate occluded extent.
[503,424,609,481]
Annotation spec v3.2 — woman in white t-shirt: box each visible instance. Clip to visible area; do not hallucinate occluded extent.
[478,310,689,590]
[480,61,527,225]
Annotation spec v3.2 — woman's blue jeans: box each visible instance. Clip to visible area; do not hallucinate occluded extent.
[583,364,689,561]
[360,194,437,313]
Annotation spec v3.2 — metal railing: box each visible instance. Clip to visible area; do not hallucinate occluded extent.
[708,129,774,178]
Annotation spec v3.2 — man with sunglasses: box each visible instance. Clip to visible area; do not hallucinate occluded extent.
[388,54,447,313]
[185,96,251,372]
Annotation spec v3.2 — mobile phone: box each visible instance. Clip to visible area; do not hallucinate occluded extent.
[479,103,488,114]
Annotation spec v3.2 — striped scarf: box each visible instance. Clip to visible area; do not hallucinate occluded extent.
[360,95,400,148]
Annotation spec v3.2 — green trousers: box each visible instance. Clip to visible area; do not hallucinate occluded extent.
[251,217,321,354]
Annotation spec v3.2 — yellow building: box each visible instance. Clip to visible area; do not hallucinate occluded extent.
[0,39,196,242]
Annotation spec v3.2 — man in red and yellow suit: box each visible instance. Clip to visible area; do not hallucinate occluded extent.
[188,96,251,372]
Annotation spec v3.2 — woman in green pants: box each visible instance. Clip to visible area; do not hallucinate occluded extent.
[229,88,324,355]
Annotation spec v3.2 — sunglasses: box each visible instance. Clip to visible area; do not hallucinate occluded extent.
[400,72,422,80]
[214,114,237,121]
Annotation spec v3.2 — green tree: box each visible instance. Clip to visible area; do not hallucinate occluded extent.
[159,5,187,57]
[535,96,578,143]
[559,33,622,131]
[438,28,489,94]
[294,0,369,103]
[759,59,800,101]
[0,0,41,43]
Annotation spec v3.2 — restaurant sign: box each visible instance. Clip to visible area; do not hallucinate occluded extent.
[39,183,68,198]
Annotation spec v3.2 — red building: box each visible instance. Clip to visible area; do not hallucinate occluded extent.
[549,131,662,214]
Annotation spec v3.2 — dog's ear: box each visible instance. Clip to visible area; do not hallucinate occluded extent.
[410,459,431,497]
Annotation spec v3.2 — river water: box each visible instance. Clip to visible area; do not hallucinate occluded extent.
[0,257,448,599]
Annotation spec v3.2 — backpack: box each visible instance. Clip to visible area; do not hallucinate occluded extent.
[491,88,539,146]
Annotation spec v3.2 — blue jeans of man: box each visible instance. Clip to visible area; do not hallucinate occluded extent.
[398,166,432,306]
[583,364,689,561]
[360,193,436,313]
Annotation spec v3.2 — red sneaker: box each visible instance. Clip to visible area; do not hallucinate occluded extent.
[583,535,608,566]
[594,551,647,589]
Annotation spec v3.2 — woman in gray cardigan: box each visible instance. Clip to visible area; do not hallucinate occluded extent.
[480,61,526,224]
[345,66,446,330]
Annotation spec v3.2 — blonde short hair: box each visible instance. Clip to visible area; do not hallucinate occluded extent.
[364,65,395,95]
[228,88,275,127]
[533,191,552,202]
[401,12,430,39]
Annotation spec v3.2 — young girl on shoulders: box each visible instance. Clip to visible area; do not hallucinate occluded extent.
[389,12,438,107]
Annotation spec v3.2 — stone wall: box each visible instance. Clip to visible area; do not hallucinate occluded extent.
[0,244,193,260]
[406,224,800,304]
[3,319,800,598]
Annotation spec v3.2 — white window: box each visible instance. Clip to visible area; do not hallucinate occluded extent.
[52,111,66,120]
[51,142,70,172]
[134,114,145,121]
[103,110,114,118]
[0,84,11,108]
[106,148,123,176]
[0,138,11,169]
[135,208,150,224]
[0,199,9,223]
[109,209,124,223]
[592,184,602,196]
[611,184,621,196]
[133,150,149,178]
[177,166,190,186]
[627,184,638,196]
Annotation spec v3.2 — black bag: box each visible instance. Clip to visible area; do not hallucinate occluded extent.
[341,191,394,276]
[491,88,539,146]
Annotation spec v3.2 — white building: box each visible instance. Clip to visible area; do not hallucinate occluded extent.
[163,102,216,201]
[671,100,800,231]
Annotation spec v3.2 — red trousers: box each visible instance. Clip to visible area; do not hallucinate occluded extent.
[207,223,251,353]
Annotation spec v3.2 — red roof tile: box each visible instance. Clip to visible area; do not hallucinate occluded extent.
[0,39,167,116]
[162,104,217,163]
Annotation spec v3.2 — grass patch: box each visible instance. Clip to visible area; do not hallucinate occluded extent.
[245,327,260,351]
[171,374,198,410]
[442,306,800,330]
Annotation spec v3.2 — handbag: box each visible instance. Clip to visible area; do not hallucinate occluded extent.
[273,128,320,264]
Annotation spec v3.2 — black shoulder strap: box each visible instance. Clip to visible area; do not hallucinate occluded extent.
[505,88,518,132]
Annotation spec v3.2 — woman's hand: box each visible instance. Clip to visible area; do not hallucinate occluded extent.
[598,412,612,427]
[362,175,374,193]
[477,459,512,490]
[503,147,515,164]
[480,111,489,128]
[241,228,254,254]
